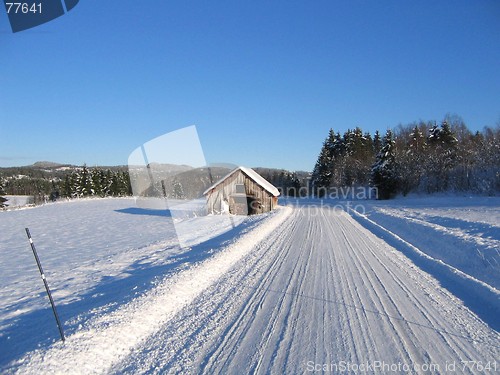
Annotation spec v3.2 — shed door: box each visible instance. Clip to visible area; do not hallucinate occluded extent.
[247,197,262,215]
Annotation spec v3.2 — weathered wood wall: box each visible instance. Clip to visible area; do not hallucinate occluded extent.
[205,170,277,215]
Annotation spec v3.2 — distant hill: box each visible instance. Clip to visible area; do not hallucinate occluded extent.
[31,161,67,168]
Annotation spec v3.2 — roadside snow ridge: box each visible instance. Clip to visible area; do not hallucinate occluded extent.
[10,207,292,375]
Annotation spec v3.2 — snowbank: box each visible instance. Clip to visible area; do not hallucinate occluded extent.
[0,198,291,373]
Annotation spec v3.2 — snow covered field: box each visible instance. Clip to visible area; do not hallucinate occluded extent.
[3,196,33,208]
[0,196,498,374]
[0,198,273,371]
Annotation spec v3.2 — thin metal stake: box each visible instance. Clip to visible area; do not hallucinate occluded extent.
[25,228,65,342]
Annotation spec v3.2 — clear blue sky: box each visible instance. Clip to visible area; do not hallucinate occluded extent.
[1,1,499,171]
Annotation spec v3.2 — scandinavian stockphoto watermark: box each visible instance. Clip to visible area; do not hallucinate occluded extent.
[284,199,370,217]
[305,360,498,373]
[279,185,378,201]
[280,185,378,216]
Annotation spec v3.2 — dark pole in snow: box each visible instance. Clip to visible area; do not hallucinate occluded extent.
[25,228,66,342]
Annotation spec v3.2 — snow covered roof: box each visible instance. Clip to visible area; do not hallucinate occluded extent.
[203,166,280,197]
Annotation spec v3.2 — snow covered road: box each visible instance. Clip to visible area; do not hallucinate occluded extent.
[113,205,499,374]
[5,202,499,374]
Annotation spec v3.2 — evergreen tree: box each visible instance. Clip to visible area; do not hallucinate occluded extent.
[109,171,131,196]
[62,174,72,197]
[49,179,60,201]
[332,132,346,158]
[63,172,80,198]
[80,165,94,196]
[373,130,382,155]
[311,129,336,196]
[91,168,104,197]
[363,132,374,158]
[103,170,114,196]
[122,171,132,196]
[342,129,357,185]
[0,179,8,208]
[439,120,458,147]
[428,122,440,145]
[357,131,375,185]
[311,140,332,197]
[398,125,426,195]
[426,120,458,191]
[330,132,346,186]
[287,172,302,197]
[371,130,398,199]
[172,179,185,199]
[71,165,93,197]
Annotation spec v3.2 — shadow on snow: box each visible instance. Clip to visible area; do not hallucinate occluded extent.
[0,213,265,371]
[114,207,172,217]
[346,206,500,332]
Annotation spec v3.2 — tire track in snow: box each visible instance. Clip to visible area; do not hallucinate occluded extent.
[135,208,498,373]
[341,218,461,364]
[337,215,429,366]
[201,217,300,373]
[339,213,495,364]
[115,208,499,374]
[348,206,500,330]
[105,205,499,373]
[8,207,293,375]
[335,211,499,371]
[113,207,300,374]
[205,207,315,374]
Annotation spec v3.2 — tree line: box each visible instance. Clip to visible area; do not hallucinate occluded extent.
[61,166,132,198]
[0,165,132,207]
[312,115,500,199]
[0,182,7,208]
[254,168,308,197]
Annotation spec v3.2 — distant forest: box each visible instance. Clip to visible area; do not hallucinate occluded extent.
[311,114,500,199]
[1,114,498,207]
[0,164,132,206]
[0,163,309,208]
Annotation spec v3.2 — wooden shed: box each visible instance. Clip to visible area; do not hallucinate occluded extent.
[203,166,280,215]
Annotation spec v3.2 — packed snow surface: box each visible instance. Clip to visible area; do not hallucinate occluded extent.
[351,196,500,289]
[0,196,498,374]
